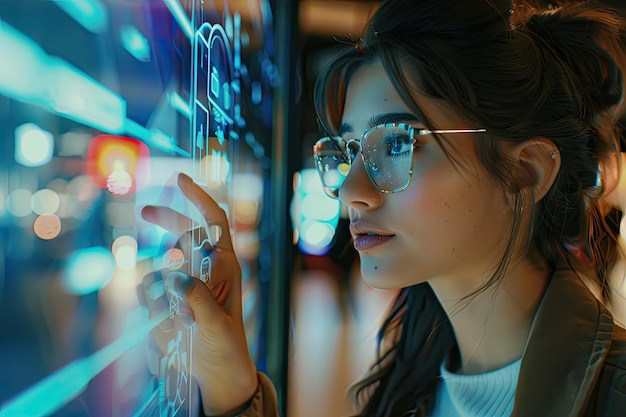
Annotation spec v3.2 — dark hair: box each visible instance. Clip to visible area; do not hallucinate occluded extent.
[313,0,626,415]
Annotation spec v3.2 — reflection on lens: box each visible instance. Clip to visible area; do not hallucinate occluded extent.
[337,162,350,176]
[322,169,345,188]
[363,126,413,193]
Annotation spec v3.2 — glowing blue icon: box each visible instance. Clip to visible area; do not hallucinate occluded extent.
[211,67,220,98]
[200,257,211,283]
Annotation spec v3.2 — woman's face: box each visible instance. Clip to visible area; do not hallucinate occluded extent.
[339,60,511,292]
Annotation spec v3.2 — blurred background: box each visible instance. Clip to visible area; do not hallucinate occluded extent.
[0,1,394,416]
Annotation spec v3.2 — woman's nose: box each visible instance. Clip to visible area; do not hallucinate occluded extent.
[338,154,383,209]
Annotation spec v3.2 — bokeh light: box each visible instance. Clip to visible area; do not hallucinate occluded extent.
[68,175,100,203]
[112,235,138,270]
[163,248,185,270]
[31,189,61,215]
[298,219,336,254]
[62,247,116,295]
[107,162,133,195]
[87,135,150,193]
[291,168,341,255]
[233,173,263,226]
[301,194,341,222]
[33,214,62,240]
[6,189,33,217]
[14,123,54,167]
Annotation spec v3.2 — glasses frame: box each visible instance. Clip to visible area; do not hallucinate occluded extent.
[313,123,487,199]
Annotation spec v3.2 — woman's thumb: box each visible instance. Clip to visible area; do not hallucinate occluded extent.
[165,270,219,327]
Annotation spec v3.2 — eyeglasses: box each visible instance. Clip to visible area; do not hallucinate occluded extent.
[313,123,486,199]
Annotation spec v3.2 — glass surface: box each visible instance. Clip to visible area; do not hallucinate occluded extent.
[0,1,278,415]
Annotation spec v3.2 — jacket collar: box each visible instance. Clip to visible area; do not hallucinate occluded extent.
[511,265,615,416]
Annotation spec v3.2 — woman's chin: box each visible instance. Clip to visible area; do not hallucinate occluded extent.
[360,268,421,290]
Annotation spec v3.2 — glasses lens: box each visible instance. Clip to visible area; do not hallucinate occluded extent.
[313,137,350,198]
[362,126,414,192]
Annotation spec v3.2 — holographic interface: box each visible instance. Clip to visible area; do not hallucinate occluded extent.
[0,0,277,415]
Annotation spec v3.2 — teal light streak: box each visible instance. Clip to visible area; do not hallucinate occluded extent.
[125,120,190,157]
[163,0,194,41]
[168,92,191,119]
[0,23,126,133]
[0,22,188,155]
[0,310,169,417]
[53,0,108,34]
[121,26,151,61]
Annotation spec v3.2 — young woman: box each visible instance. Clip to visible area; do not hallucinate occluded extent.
[142,0,626,415]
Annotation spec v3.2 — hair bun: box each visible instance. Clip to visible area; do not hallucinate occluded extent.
[515,2,624,113]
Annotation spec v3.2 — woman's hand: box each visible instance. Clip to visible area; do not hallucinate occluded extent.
[141,172,258,415]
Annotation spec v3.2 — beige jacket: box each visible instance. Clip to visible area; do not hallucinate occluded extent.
[221,266,626,416]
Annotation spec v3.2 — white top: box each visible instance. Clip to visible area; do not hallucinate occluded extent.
[429,357,522,417]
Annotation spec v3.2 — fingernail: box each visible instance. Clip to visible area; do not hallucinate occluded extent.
[178,172,191,188]
[207,224,222,246]
[178,313,195,328]
[158,317,174,332]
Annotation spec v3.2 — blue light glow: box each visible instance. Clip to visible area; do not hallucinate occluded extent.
[168,92,191,119]
[124,119,190,156]
[298,219,336,255]
[291,169,341,255]
[14,123,54,167]
[163,0,194,41]
[61,247,116,295]
[50,57,126,132]
[301,194,341,222]
[0,23,126,133]
[0,309,168,417]
[53,0,108,34]
[120,26,151,61]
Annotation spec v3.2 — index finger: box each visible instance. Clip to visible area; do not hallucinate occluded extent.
[177,173,234,250]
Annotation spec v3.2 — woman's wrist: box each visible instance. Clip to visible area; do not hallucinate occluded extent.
[199,370,259,416]
[203,393,256,417]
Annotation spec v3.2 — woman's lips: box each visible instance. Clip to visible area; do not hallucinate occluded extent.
[353,234,394,251]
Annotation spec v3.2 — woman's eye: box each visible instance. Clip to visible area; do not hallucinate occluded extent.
[385,135,413,156]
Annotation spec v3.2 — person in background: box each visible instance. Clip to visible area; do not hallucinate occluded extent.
[142,0,626,415]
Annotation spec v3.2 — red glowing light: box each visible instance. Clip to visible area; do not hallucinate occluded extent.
[87,135,150,192]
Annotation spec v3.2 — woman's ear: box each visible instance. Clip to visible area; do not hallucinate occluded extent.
[502,138,561,202]
[601,151,624,211]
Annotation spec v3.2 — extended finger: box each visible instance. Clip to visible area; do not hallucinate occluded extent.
[141,205,194,236]
[177,173,234,250]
